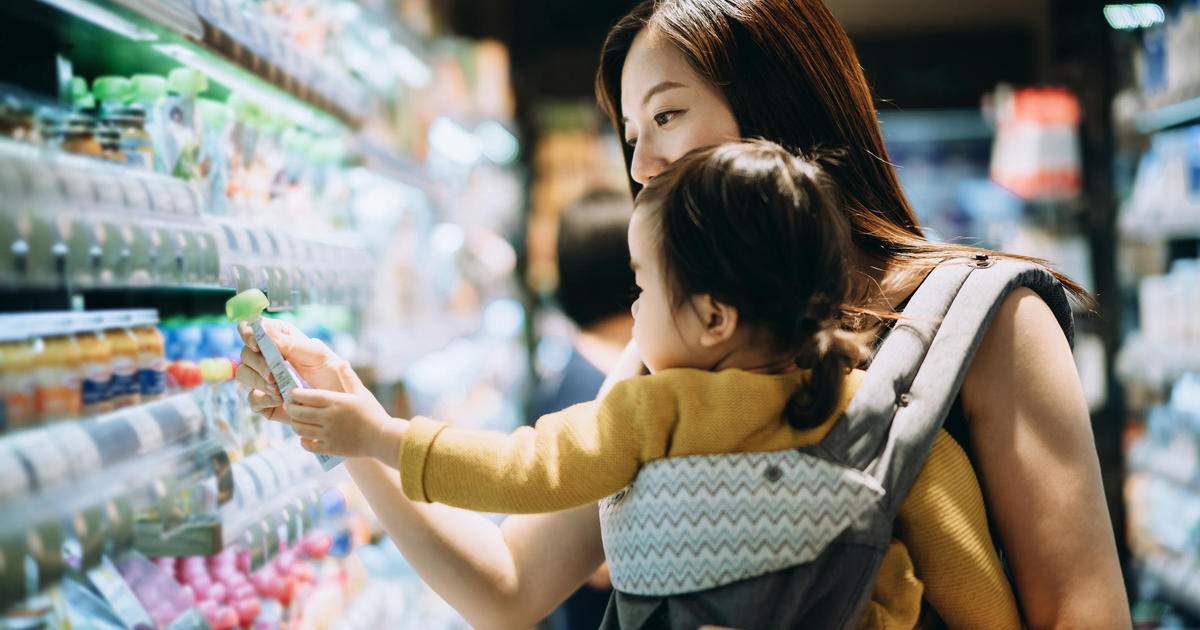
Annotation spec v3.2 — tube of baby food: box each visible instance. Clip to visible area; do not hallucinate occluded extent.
[226,289,343,471]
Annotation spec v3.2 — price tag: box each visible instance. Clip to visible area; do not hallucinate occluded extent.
[10,430,71,490]
[0,446,33,504]
[46,422,103,479]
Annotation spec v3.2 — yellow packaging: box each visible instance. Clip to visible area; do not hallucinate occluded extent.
[77,315,113,416]
[0,318,36,431]
[131,311,166,401]
[104,314,141,409]
[33,316,83,422]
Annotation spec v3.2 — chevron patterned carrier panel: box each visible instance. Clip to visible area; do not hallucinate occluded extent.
[599,449,886,596]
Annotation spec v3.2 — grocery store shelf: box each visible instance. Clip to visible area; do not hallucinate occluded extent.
[1127,440,1200,494]
[1117,336,1200,388]
[1121,214,1200,241]
[0,138,375,305]
[24,0,357,134]
[0,393,210,502]
[1132,93,1200,135]
[1138,550,1200,618]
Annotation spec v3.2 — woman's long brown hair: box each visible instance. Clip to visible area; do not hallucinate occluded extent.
[596,0,1093,309]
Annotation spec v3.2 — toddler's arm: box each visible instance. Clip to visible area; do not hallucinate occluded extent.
[287,374,654,514]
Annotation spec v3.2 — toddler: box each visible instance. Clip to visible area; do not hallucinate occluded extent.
[282,140,1020,628]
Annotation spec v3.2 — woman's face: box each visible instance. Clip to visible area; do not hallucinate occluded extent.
[620,28,741,185]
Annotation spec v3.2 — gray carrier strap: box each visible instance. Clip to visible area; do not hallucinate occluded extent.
[598,257,1074,603]
[820,257,1074,511]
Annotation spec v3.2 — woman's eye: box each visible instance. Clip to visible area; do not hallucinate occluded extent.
[653,110,682,126]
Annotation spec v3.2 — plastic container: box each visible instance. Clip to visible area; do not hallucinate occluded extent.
[105,107,154,170]
[163,68,208,179]
[0,316,36,432]
[92,76,131,116]
[226,289,343,471]
[104,312,142,409]
[32,313,83,422]
[76,313,114,416]
[197,98,230,214]
[131,74,169,173]
[130,309,167,401]
[48,113,103,158]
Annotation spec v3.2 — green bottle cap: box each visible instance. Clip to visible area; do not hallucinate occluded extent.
[197,98,229,129]
[283,129,313,153]
[92,76,131,102]
[68,77,94,108]
[226,289,270,322]
[130,75,167,101]
[227,93,262,124]
[167,68,208,96]
[266,113,291,132]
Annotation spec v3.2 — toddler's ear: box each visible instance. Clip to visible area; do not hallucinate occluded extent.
[693,294,739,348]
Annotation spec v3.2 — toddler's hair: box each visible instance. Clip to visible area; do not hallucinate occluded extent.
[636,139,871,429]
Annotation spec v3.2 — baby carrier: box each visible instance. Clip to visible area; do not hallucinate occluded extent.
[597,257,1074,629]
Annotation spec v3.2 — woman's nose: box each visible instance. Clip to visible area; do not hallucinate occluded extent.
[630,142,667,185]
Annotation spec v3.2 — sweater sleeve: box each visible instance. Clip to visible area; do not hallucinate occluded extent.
[398,377,664,513]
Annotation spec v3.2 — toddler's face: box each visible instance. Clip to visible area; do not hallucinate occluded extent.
[628,208,709,373]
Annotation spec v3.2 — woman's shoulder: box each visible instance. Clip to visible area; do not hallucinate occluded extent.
[960,285,1078,422]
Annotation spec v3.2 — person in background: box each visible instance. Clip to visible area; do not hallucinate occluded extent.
[533,190,634,629]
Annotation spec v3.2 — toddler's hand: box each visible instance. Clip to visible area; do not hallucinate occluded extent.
[284,363,404,462]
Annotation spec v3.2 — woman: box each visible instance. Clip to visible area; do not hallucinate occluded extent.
[235,1,1129,627]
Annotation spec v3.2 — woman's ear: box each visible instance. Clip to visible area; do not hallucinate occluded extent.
[691,294,739,348]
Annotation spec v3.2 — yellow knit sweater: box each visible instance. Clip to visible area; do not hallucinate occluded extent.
[398,368,1022,629]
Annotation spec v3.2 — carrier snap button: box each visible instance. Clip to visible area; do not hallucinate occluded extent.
[764,465,783,482]
[612,489,626,502]
[970,253,994,269]
[897,392,912,407]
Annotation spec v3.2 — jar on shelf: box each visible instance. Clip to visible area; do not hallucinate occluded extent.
[105,108,154,170]
[0,100,36,143]
[45,113,104,158]
[96,125,123,162]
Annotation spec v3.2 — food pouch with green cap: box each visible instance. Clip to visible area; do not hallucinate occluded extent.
[131,74,170,173]
[226,289,344,471]
[163,68,207,180]
[197,98,230,215]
